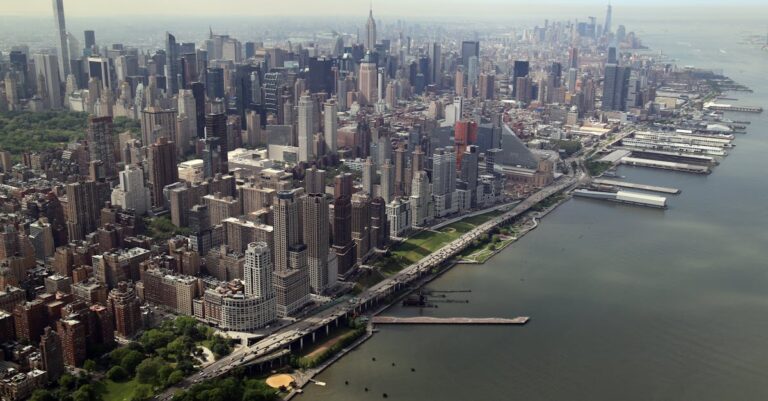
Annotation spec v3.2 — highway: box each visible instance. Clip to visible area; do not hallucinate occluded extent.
[157,169,585,400]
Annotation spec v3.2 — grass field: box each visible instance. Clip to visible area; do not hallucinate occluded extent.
[370,209,504,277]
[103,378,139,401]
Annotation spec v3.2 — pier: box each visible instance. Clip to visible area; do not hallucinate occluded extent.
[621,157,711,174]
[592,179,681,194]
[704,102,763,113]
[371,316,530,325]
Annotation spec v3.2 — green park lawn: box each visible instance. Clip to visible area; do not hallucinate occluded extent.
[102,378,139,401]
[372,209,504,276]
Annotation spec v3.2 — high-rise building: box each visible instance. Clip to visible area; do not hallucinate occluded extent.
[324,100,338,153]
[84,30,96,53]
[65,181,99,241]
[141,107,178,148]
[165,32,180,94]
[393,142,407,196]
[429,42,442,86]
[432,147,458,217]
[34,53,63,109]
[332,174,355,276]
[244,242,274,298]
[351,192,371,263]
[369,197,389,249]
[111,166,151,215]
[460,41,479,68]
[604,3,612,35]
[273,190,301,272]
[52,0,70,77]
[40,327,65,382]
[303,194,331,294]
[602,64,631,111]
[298,93,314,162]
[409,170,432,227]
[362,157,375,195]
[366,7,377,51]
[86,116,117,178]
[56,318,86,367]
[147,137,179,208]
[108,282,142,338]
[380,159,394,203]
[358,52,378,106]
[205,111,228,173]
[305,166,326,195]
[461,145,480,208]
[479,73,495,100]
[13,300,46,343]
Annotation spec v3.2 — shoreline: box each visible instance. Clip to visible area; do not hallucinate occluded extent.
[286,190,575,398]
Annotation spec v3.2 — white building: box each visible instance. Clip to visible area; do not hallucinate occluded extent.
[111,166,151,215]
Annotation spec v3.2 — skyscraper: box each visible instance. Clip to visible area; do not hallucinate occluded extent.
[380,159,394,203]
[40,327,65,382]
[147,137,178,208]
[244,242,274,299]
[324,100,338,153]
[273,190,301,272]
[359,52,378,106]
[332,174,355,276]
[351,192,372,263]
[461,41,480,68]
[108,282,142,338]
[298,94,314,162]
[52,0,70,77]
[602,64,631,111]
[84,30,96,53]
[65,181,99,241]
[303,194,331,294]
[604,3,612,36]
[366,6,377,51]
[429,42,442,86]
[34,53,63,109]
[165,32,179,94]
[111,166,151,216]
[86,116,117,178]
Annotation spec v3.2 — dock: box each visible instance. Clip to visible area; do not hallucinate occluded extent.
[371,316,530,325]
[592,179,681,194]
[620,157,710,174]
[704,102,763,113]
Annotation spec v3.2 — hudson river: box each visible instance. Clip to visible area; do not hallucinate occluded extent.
[301,15,768,401]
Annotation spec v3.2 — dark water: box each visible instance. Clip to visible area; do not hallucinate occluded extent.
[302,18,768,401]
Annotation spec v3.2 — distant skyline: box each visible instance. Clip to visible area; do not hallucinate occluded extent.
[1,0,766,18]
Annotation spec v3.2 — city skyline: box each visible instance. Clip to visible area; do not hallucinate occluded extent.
[1,0,766,18]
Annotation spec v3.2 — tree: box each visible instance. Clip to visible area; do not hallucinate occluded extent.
[72,384,100,401]
[167,370,185,386]
[136,357,163,385]
[106,365,129,382]
[29,390,56,401]
[121,350,145,374]
[131,385,154,401]
[83,359,97,372]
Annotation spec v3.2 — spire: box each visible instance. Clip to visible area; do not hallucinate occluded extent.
[209,26,213,39]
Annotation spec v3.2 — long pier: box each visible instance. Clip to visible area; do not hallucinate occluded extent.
[592,179,681,194]
[371,316,530,325]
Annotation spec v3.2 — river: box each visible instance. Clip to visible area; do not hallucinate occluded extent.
[300,14,768,401]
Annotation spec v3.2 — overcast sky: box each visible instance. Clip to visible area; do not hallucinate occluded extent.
[4,0,765,18]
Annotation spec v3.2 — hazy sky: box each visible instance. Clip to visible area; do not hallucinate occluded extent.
[3,0,766,18]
